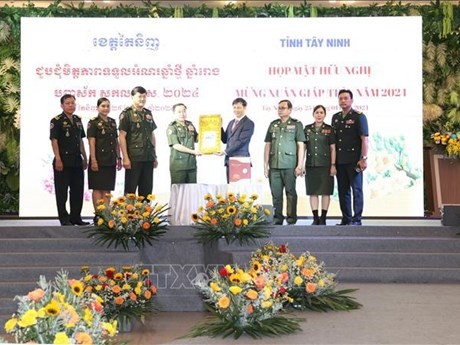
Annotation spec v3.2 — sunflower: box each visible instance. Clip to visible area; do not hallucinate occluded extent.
[141,268,150,276]
[71,281,84,296]
[251,260,261,273]
[45,300,60,316]
[191,213,199,222]
[227,206,237,215]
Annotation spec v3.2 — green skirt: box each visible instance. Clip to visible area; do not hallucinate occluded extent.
[305,166,334,195]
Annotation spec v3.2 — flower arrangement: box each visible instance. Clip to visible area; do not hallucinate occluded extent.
[80,265,157,324]
[430,119,460,159]
[191,192,271,245]
[4,271,117,344]
[191,264,302,339]
[251,242,362,312]
[85,193,169,250]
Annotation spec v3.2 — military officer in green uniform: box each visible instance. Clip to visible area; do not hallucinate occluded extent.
[264,100,306,225]
[167,103,201,184]
[119,86,157,198]
[303,105,336,225]
[49,94,89,226]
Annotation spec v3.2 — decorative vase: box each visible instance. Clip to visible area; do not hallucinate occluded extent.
[117,315,133,333]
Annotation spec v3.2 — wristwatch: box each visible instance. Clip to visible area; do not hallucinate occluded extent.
[361,156,368,160]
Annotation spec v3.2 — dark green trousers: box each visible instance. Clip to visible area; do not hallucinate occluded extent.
[268,168,298,224]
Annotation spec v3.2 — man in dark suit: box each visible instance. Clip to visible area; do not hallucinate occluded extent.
[220,98,255,183]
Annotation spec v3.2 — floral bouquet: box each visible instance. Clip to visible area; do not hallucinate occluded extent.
[80,265,157,324]
[429,118,460,159]
[4,270,117,344]
[251,242,362,312]
[86,193,169,250]
[190,264,302,339]
[191,192,271,245]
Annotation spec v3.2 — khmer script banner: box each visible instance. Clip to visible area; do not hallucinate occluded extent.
[20,17,423,217]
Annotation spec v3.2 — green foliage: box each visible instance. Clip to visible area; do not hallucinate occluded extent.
[189,306,303,339]
[289,288,362,312]
[0,0,458,214]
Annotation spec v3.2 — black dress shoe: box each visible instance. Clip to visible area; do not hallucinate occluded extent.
[60,221,73,226]
[351,221,362,226]
[71,220,90,226]
[336,221,351,226]
[286,218,297,225]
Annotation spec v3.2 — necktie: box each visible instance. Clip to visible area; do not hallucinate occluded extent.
[232,120,239,132]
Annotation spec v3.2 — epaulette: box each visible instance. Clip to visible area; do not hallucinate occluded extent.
[90,116,97,121]
[74,115,82,119]
[290,118,299,122]
[169,121,177,126]
[54,115,61,120]
[270,119,280,125]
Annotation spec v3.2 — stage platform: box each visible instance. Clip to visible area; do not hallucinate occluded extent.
[0,219,459,330]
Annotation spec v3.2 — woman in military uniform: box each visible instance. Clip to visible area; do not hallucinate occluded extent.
[87,98,121,218]
[303,105,336,225]
[167,103,200,184]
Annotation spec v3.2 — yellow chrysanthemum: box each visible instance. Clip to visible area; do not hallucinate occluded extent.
[84,307,93,325]
[54,332,70,344]
[225,265,234,274]
[264,208,271,215]
[103,321,117,337]
[230,284,244,295]
[263,286,272,300]
[261,300,273,309]
[135,287,142,295]
[281,264,288,272]
[146,194,155,201]
[96,198,105,204]
[250,193,258,200]
[121,217,128,224]
[294,276,303,286]
[154,217,160,223]
[318,279,325,287]
[210,282,221,292]
[243,219,249,226]
[4,318,17,333]
[143,211,150,218]
[122,283,131,290]
[251,207,257,213]
[96,204,106,211]
[114,272,123,280]
[18,309,38,327]
[204,193,212,201]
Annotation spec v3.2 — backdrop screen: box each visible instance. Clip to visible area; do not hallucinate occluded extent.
[20,17,423,217]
